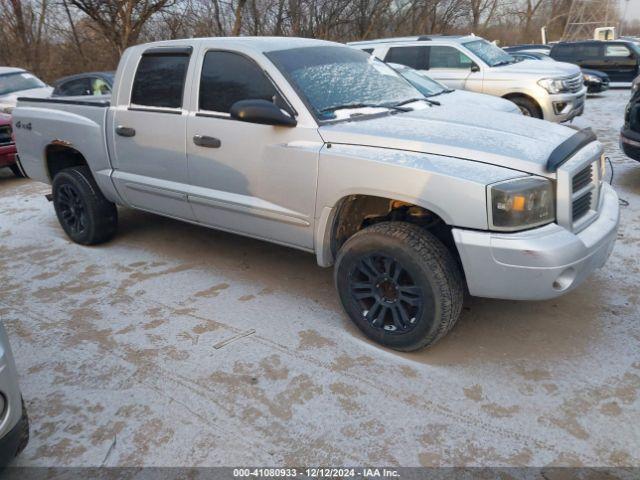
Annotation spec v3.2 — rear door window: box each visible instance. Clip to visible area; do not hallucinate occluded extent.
[199,51,280,114]
[551,44,575,60]
[131,53,190,109]
[384,46,429,70]
[57,77,93,96]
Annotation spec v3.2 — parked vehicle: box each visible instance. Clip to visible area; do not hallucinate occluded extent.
[503,44,552,55]
[388,63,522,114]
[350,35,586,121]
[549,40,640,86]
[0,68,52,113]
[621,88,640,161]
[505,50,610,93]
[52,72,114,97]
[0,321,29,466]
[0,114,23,177]
[13,38,619,351]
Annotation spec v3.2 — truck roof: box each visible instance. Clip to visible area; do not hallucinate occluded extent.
[129,36,339,54]
[0,67,26,76]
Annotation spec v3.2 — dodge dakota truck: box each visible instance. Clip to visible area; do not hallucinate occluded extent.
[13,37,620,351]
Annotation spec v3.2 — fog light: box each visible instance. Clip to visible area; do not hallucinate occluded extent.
[553,102,568,115]
[552,267,576,291]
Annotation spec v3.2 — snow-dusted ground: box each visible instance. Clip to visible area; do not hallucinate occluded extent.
[0,89,638,468]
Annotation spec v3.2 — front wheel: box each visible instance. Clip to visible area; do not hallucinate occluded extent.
[52,166,118,245]
[334,222,464,351]
[510,97,542,118]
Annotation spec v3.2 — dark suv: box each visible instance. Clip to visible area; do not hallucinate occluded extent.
[550,40,640,84]
[621,89,640,161]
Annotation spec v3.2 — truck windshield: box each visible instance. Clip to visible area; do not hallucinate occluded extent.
[267,46,424,120]
[392,65,451,97]
[464,39,515,67]
[0,71,46,96]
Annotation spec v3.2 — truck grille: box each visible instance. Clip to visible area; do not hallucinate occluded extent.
[572,191,592,221]
[572,164,593,192]
[556,141,603,233]
[565,74,584,93]
[0,125,12,146]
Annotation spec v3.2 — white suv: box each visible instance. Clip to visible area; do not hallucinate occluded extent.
[349,35,587,122]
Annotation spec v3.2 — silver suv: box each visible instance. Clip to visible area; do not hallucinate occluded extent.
[350,35,587,122]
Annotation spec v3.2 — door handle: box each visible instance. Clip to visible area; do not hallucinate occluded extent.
[193,135,221,148]
[116,126,136,137]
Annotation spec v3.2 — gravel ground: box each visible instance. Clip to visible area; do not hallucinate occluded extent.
[0,89,638,468]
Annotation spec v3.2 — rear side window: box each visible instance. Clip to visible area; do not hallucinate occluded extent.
[384,46,428,70]
[199,51,278,113]
[605,44,631,57]
[131,53,190,109]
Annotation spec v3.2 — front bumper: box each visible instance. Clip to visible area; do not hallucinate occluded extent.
[453,183,619,301]
[586,80,610,93]
[620,128,640,161]
[0,144,16,168]
[541,87,587,123]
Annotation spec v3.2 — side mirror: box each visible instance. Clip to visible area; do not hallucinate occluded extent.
[230,99,296,127]
[470,64,480,73]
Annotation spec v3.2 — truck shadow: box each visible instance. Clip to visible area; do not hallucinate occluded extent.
[114,206,610,366]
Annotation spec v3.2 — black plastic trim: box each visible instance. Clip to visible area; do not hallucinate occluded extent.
[546,128,597,172]
[142,46,193,56]
[16,97,110,107]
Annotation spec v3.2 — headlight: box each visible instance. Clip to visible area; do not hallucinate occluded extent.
[583,74,600,83]
[488,177,555,231]
[538,78,569,94]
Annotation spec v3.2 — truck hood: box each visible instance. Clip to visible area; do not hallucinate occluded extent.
[436,89,521,114]
[318,104,578,177]
[0,86,53,109]
[493,59,580,78]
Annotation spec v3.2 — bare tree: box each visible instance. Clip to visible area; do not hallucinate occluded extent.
[67,0,177,58]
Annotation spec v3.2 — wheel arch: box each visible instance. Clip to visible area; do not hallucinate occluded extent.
[315,194,461,269]
[502,92,543,117]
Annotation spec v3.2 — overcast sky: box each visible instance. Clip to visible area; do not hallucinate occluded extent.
[621,0,640,20]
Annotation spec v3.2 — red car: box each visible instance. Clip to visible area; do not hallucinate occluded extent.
[0,113,23,177]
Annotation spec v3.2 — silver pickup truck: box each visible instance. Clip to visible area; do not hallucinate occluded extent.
[13,37,619,351]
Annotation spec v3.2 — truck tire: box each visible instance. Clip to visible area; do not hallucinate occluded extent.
[52,166,117,245]
[335,222,464,351]
[510,97,542,118]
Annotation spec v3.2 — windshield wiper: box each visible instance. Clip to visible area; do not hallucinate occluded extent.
[320,102,413,116]
[427,89,453,98]
[394,97,440,107]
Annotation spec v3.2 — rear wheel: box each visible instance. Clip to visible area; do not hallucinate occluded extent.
[52,166,118,245]
[335,222,464,351]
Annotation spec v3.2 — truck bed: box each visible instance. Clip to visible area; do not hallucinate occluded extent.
[12,95,115,197]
